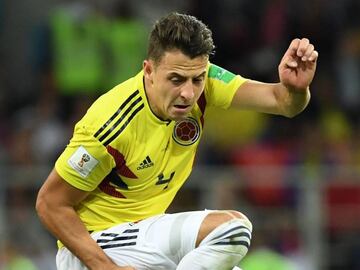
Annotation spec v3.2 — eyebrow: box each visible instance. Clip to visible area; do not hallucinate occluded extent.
[195,71,207,78]
[167,71,206,79]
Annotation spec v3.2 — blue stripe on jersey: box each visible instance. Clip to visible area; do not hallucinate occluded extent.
[94,90,140,138]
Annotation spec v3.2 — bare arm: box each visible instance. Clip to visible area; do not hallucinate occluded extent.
[36,169,134,270]
[231,80,310,117]
[231,38,318,118]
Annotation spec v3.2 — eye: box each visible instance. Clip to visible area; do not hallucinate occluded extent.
[170,76,185,85]
[193,77,204,85]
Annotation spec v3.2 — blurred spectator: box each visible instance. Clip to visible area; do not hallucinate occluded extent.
[249,0,289,81]
[0,242,39,270]
[8,90,68,165]
[49,1,147,94]
[326,182,360,231]
[336,28,360,121]
[230,141,294,207]
[50,2,105,96]
[101,1,147,89]
[30,96,69,165]
[0,63,14,165]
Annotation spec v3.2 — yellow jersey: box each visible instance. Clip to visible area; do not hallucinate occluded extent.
[55,63,247,232]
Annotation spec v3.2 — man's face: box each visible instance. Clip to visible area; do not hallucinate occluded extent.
[144,50,208,121]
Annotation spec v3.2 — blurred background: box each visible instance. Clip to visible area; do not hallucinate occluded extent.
[0,0,360,269]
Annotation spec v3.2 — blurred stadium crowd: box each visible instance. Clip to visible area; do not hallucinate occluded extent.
[1,0,360,269]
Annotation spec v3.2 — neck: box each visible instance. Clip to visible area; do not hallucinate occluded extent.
[143,76,166,121]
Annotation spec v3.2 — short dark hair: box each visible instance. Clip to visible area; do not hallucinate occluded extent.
[147,12,215,64]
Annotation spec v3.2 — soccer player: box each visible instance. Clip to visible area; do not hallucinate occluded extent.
[36,12,318,270]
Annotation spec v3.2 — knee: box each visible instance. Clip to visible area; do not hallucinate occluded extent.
[196,210,252,247]
[226,210,252,232]
[198,216,252,263]
[209,210,253,232]
[226,210,251,223]
[178,212,253,269]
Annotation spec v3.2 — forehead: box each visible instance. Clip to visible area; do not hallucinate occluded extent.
[156,50,208,75]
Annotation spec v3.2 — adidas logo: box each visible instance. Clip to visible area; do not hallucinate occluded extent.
[137,156,154,170]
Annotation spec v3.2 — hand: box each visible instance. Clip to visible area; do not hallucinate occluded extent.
[278,38,319,92]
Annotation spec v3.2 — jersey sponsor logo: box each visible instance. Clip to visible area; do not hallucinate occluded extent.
[208,64,236,83]
[68,146,98,178]
[137,156,154,170]
[172,117,200,146]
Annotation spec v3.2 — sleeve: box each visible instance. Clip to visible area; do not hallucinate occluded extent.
[205,63,248,109]
[55,121,115,191]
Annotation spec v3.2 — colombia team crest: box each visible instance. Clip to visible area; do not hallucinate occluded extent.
[172,117,201,146]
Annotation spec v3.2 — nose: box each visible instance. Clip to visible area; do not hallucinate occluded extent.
[180,80,195,100]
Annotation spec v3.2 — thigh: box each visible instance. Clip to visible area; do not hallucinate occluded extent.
[56,219,175,270]
[92,217,177,270]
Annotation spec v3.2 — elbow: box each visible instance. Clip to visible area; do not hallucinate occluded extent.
[277,86,311,118]
[35,189,50,221]
[281,99,310,118]
[283,110,302,118]
[35,195,45,219]
[283,101,309,118]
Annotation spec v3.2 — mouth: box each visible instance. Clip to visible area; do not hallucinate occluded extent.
[174,105,190,109]
[169,104,192,120]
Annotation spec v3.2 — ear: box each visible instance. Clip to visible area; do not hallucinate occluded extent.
[143,60,154,82]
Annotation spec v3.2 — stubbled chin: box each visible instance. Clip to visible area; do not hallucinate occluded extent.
[169,111,190,121]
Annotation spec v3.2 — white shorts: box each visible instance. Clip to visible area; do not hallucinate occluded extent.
[56,210,212,270]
